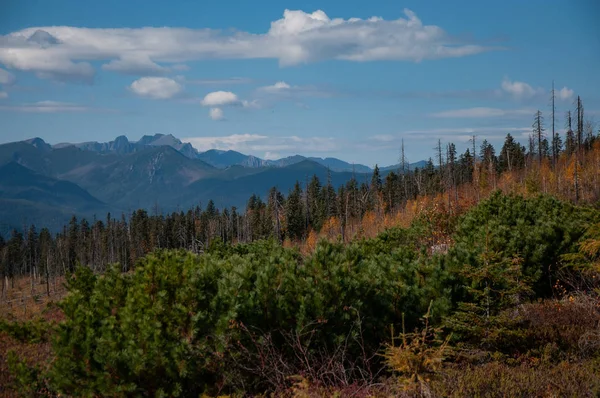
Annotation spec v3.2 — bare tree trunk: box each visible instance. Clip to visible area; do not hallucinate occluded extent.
[45,256,50,297]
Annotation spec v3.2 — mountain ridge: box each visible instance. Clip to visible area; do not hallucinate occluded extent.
[0,135,429,230]
[48,134,426,172]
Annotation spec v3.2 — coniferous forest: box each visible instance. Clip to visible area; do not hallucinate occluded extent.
[1,109,600,396]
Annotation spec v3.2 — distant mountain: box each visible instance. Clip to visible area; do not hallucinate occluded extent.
[63,146,215,210]
[178,159,370,210]
[0,161,102,209]
[239,155,271,168]
[24,137,52,152]
[137,134,199,159]
[0,135,427,230]
[308,157,372,173]
[380,160,429,173]
[198,151,373,172]
[265,155,306,168]
[0,161,107,231]
[54,133,200,159]
[50,134,426,173]
[67,135,137,155]
[198,149,264,168]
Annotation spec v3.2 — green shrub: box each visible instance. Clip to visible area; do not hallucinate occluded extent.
[48,237,450,395]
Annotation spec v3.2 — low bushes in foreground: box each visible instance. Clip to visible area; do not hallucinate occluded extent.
[2,192,600,397]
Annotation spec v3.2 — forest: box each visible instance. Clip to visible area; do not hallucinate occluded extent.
[1,103,600,396]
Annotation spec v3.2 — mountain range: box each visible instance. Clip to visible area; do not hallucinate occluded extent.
[0,134,426,233]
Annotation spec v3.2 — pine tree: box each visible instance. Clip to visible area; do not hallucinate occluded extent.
[307,175,324,231]
[565,110,576,156]
[532,110,545,165]
[499,133,525,173]
[286,181,305,241]
[384,171,399,212]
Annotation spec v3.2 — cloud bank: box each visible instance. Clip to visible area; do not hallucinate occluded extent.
[184,133,338,153]
[0,9,494,82]
[0,100,115,113]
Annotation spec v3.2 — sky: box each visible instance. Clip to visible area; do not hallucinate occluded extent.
[0,0,599,167]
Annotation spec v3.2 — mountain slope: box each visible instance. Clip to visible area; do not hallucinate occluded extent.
[198,149,259,168]
[0,162,107,230]
[137,134,199,158]
[0,141,52,175]
[0,136,428,228]
[66,146,217,209]
[381,160,429,173]
[308,157,372,173]
[179,159,370,209]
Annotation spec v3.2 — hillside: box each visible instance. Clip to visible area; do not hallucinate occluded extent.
[181,159,368,208]
[0,137,387,224]
[0,162,107,231]
[65,146,217,210]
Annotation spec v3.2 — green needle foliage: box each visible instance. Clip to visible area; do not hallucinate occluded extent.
[4,192,598,396]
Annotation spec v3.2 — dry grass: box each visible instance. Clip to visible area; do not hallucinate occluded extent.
[1,276,66,322]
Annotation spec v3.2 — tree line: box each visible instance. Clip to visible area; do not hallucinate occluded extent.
[1,95,599,295]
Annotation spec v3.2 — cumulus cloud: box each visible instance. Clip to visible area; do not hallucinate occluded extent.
[129,77,182,99]
[0,100,116,113]
[501,78,542,99]
[432,107,533,118]
[199,91,259,119]
[0,9,493,81]
[183,133,338,153]
[557,86,574,100]
[209,107,224,121]
[201,91,240,106]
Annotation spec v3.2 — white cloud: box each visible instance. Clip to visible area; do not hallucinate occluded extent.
[183,133,338,153]
[432,107,533,118]
[241,99,261,109]
[260,81,291,93]
[501,77,542,99]
[209,107,224,121]
[0,9,493,81]
[199,91,260,119]
[0,68,15,84]
[185,134,268,151]
[0,100,115,113]
[0,91,7,99]
[256,81,335,104]
[103,54,169,75]
[499,77,575,102]
[200,91,239,106]
[129,77,182,99]
[557,86,574,101]
[263,151,281,160]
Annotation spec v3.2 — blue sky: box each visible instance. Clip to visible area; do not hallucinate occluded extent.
[0,0,599,166]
